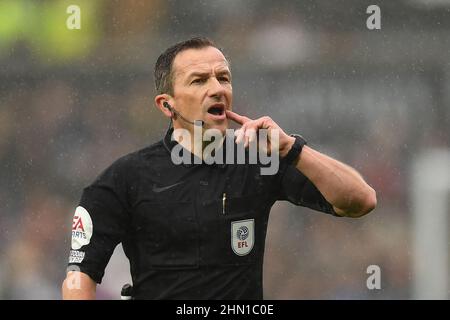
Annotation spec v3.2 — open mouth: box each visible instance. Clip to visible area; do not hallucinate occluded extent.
[207,104,225,116]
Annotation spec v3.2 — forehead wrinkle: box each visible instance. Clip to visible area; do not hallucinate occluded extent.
[173,59,230,80]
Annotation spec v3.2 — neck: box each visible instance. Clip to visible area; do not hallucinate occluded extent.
[173,123,225,160]
[173,122,204,159]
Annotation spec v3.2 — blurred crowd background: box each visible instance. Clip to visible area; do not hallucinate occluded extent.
[0,0,449,299]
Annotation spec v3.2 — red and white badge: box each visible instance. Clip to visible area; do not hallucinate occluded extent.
[231,219,254,256]
[71,206,93,250]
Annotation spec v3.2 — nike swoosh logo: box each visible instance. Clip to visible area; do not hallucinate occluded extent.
[152,181,185,193]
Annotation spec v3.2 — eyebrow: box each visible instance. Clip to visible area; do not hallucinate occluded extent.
[187,69,231,80]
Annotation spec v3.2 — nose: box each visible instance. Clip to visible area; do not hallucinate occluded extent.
[207,77,227,100]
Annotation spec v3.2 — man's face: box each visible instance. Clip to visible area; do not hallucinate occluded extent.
[171,46,232,134]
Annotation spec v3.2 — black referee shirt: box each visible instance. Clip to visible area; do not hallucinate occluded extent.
[68,128,337,299]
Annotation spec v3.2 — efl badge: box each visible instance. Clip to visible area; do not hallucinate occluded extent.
[71,206,93,250]
[231,219,254,256]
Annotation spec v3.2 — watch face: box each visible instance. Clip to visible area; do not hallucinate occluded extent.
[291,134,307,146]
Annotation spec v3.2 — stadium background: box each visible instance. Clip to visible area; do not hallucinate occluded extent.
[0,0,449,299]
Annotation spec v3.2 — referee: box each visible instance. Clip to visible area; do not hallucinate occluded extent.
[62,37,376,299]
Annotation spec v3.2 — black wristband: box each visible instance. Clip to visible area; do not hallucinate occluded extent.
[284,134,307,164]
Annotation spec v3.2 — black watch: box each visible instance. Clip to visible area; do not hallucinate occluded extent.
[284,134,307,164]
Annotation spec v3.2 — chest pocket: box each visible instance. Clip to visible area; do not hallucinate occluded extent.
[198,193,271,266]
[134,196,199,269]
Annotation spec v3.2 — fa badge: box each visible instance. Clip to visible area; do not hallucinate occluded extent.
[231,219,254,256]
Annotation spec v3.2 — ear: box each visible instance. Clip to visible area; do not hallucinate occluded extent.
[155,94,173,118]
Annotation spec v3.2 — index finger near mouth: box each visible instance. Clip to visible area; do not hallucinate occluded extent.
[225,110,251,125]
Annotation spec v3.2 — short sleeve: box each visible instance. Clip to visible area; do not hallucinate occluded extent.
[277,162,337,216]
[67,158,131,283]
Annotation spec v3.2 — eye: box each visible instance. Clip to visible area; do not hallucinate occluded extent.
[218,76,230,83]
[191,78,206,85]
